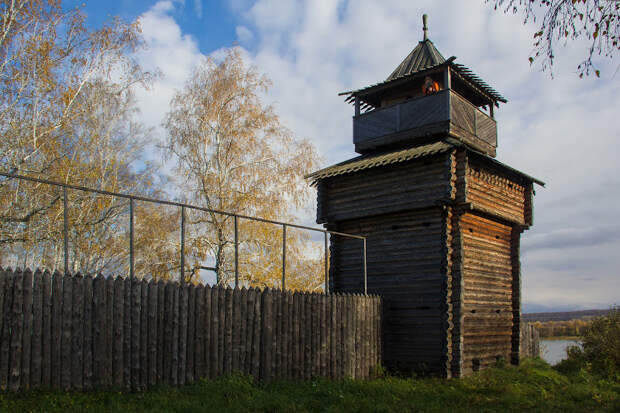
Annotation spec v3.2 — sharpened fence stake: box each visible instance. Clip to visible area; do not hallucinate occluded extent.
[181,205,185,283]
[234,216,239,288]
[129,198,134,280]
[324,232,329,295]
[63,187,69,275]
[282,224,286,291]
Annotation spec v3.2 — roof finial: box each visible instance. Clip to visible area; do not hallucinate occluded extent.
[422,14,428,41]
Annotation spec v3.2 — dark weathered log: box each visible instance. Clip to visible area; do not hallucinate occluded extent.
[224,287,233,374]
[147,281,158,386]
[194,284,204,379]
[59,273,73,390]
[209,285,219,379]
[186,283,195,383]
[232,287,241,373]
[177,283,187,385]
[41,270,52,387]
[218,287,226,376]
[123,278,131,388]
[243,288,254,374]
[202,285,213,378]
[104,276,114,386]
[170,282,179,385]
[140,279,148,389]
[260,288,272,381]
[157,280,166,383]
[0,272,14,390]
[238,287,247,373]
[251,287,261,378]
[92,274,104,387]
[113,277,125,387]
[82,275,93,390]
[50,272,63,388]
[18,269,33,390]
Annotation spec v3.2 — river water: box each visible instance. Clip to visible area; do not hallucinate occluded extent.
[540,339,581,365]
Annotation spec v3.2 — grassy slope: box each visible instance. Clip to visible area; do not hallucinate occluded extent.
[1,359,618,413]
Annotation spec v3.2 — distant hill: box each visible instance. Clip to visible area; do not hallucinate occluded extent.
[523,309,610,323]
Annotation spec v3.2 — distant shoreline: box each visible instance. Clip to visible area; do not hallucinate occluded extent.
[540,336,579,341]
[523,309,610,322]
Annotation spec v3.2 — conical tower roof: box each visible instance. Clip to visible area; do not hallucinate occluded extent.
[386,39,446,81]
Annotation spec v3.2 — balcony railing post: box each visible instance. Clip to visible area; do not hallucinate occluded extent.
[63,186,69,275]
[282,224,286,291]
[180,205,185,283]
[129,198,134,280]
[234,215,239,288]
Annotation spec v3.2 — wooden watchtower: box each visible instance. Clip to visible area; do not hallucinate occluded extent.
[308,16,544,378]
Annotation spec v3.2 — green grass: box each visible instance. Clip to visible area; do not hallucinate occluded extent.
[1,359,618,413]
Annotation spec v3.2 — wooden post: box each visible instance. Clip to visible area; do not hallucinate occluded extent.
[105,276,115,386]
[21,269,33,390]
[203,285,211,380]
[177,283,188,385]
[232,287,241,373]
[186,283,195,383]
[140,280,148,388]
[243,288,253,374]
[60,273,72,390]
[443,67,451,90]
[41,270,52,387]
[130,279,141,389]
[157,280,166,383]
[82,275,93,390]
[0,271,13,390]
[238,288,248,373]
[31,270,45,387]
[113,277,125,387]
[147,281,158,386]
[51,272,63,388]
[209,286,219,378]
[171,283,180,385]
[123,278,131,388]
[251,287,261,379]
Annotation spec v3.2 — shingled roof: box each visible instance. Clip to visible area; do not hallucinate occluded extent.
[387,39,446,81]
[306,140,544,186]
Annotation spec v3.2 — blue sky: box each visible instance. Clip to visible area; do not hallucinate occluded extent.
[62,1,619,312]
[65,0,238,53]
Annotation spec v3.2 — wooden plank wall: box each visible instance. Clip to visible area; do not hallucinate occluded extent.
[466,157,528,226]
[459,213,513,376]
[329,208,446,374]
[0,268,382,392]
[318,153,452,224]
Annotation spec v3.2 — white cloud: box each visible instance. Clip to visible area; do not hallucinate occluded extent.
[134,0,619,309]
[132,1,204,160]
[235,25,254,44]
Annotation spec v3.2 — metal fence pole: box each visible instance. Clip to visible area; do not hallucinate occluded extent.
[324,232,329,294]
[282,224,286,291]
[234,216,239,288]
[63,187,69,275]
[363,238,367,295]
[180,205,185,283]
[129,198,134,280]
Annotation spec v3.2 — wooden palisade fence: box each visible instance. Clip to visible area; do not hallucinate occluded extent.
[0,268,382,391]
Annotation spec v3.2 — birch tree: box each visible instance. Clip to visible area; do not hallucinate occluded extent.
[0,1,177,277]
[489,0,619,77]
[164,48,323,290]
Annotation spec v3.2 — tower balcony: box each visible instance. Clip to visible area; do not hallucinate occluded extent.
[353,89,497,157]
